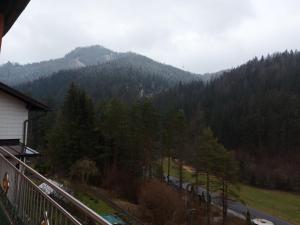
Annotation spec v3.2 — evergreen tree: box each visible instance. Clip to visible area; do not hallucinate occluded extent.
[98,99,131,168]
[195,127,220,225]
[170,110,187,190]
[47,83,96,172]
[214,147,239,225]
[131,100,159,178]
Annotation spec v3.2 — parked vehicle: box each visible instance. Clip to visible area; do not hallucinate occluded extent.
[252,218,274,225]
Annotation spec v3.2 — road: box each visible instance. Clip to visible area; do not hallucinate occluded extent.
[167,176,293,225]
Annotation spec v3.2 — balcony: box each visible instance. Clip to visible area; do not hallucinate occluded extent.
[0,146,112,225]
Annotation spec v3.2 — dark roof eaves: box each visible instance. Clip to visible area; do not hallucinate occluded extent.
[2,0,31,36]
[0,82,50,111]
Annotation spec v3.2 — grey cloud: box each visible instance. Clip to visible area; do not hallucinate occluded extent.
[1,0,300,73]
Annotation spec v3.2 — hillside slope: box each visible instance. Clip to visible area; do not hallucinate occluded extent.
[155,51,300,191]
[18,61,175,104]
[0,45,200,85]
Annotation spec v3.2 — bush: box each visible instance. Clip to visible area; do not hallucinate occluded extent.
[70,159,98,184]
[102,165,141,202]
[138,179,185,225]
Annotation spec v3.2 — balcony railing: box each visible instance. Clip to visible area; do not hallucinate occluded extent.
[0,146,112,225]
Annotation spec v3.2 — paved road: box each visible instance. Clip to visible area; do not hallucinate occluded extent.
[166,176,293,225]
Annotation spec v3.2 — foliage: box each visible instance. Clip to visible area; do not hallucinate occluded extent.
[155,51,300,191]
[47,83,96,172]
[70,159,99,184]
[138,180,186,225]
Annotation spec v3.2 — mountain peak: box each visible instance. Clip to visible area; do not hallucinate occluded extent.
[0,45,201,86]
[64,45,115,60]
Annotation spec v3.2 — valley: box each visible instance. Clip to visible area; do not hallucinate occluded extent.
[1,46,300,225]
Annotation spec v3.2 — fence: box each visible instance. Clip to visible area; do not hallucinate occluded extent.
[0,146,111,225]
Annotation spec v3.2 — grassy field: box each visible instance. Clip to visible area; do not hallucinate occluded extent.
[239,185,300,225]
[76,190,116,215]
[163,159,300,225]
[76,192,116,215]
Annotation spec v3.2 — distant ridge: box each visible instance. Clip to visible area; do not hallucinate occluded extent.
[0,45,119,85]
[0,45,206,86]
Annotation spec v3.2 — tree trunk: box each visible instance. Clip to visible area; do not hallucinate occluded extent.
[195,171,199,198]
[206,172,210,225]
[167,155,171,183]
[222,179,226,225]
[160,156,164,181]
[224,182,228,223]
[195,171,199,187]
[179,159,183,190]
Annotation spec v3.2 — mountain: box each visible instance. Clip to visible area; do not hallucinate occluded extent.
[107,52,200,83]
[0,45,200,86]
[14,45,202,103]
[17,46,300,190]
[0,46,119,85]
[18,60,180,104]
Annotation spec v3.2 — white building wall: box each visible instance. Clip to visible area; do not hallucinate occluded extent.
[0,90,28,143]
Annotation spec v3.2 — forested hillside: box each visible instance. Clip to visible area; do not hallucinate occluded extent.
[0,45,200,86]
[0,46,118,85]
[25,50,300,192]
[155,51,300,191]
[18,62,178,104]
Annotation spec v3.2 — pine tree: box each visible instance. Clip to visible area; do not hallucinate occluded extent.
[131,100,159,178]
[195,127,220,225]
[171,110,187,190]
[214,147,239,225]
[98,99,130,168]
[47,83,96,172]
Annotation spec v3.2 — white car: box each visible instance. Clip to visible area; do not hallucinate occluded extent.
[252,218,274,225]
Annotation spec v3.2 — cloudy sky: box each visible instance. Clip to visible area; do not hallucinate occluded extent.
[1,0,300,74]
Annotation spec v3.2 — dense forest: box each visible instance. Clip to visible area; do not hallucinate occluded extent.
[19,63,172,104]
[26,50,300,194]
[29,83,238,225]
[155,51,300,191]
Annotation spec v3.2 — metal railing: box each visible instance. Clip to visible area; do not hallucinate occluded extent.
[0,146,112,225]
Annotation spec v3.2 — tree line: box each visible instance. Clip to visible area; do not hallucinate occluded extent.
[26,50,300,223]
[30,83,239,225]
[155,50,300,191]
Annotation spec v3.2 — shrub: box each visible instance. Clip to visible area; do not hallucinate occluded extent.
[102,165,141,202]
[138,179,185,225]
[70,159,98,184]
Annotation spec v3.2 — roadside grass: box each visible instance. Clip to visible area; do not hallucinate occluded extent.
[163,158,300,225]
[239,185,300,225]
[163,159,217,186]
[163,158,195,181]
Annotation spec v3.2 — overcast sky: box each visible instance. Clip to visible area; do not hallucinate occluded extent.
[1,0,300,74]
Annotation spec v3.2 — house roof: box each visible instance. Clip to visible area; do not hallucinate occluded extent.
[0,0,30,36]
[0,144,40,158]
[0,81,50,111]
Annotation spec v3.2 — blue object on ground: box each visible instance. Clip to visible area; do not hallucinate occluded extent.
[101,214,126,225]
